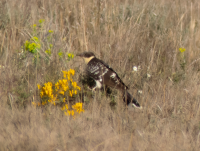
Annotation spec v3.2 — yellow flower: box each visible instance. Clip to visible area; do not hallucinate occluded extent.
[61,106,65,111]
[58,80,62,84]
[37,84,41,89]
[33,24,37,27]
[49,30,53,33]
[72,103,84,114]
[55,82,59,90]
[59,91,65,95]
[62,71,68,78]
[179,48,186,53]
[71,110,75,116]
[68,53,72,58]
[38,69,81,110]
[67,53,74,60]
[69,69,75,75]
[39,82,54,98]
[45,49,51,55]
[32,102,37,107]
[39,19,45,24]
[58,51,63,58]
[76,86,81,90]
[69,91,73,97]
[62,79,68,84]
[67,110,74,116]
[67,74,71,80]
[63,85,69,91]
[50,94,54,99]
[72,81,77,88]
[40,91,44,97]
[32,37,39,42]
[74,90,77,95]
[42,101,47,105]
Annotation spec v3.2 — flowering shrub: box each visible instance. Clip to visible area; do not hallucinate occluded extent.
[61,102,84,117]
[21,19,54,62]
[20,19,81,116]
[172,47,187,82]
[67,53,74,61]
[21,19,75,63]
[178,47,186,70]
[24,37,41,54]
[32,69,84,118]
[179,48,186,53]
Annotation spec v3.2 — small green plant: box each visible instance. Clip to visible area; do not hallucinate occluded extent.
[67,53,74,61]
[172,47,187,83]
[20,19,54,64]
[24,37,41,55]
[58,50,63,58]
[179,48,186,53]
[179,47,186,70]
[45,30,54,56]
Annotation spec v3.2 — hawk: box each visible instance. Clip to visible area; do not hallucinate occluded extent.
[77,52,141,108]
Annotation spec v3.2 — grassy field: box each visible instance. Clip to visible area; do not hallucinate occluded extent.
[1,0,200,150]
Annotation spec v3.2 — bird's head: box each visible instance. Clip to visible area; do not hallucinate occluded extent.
[76,52,96,64]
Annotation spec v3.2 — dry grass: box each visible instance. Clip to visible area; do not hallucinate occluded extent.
[1,0,200,150]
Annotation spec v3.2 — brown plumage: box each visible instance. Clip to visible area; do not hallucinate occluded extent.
[77,52,141,108]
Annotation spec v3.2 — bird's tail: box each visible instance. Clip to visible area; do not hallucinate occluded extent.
[123,91,141,108]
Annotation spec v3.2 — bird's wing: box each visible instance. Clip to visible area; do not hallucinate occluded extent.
[87,58,128,90]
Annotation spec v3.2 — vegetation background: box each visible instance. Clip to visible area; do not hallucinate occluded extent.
[0,0,200,150]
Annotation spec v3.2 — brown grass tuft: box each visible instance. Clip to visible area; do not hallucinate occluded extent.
[1,0,200,150]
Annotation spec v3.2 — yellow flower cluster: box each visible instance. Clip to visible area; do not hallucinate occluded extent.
[33,69,83,118]
[65,110,75,116]
[68,53,74,58]
[61,104,69,110]
[39,82,53,98]
[49,30,53,33]
[179,48,186,53]
[61,102,84,117]
[55,79,69,93]
[33,24,37,28]
[39,19,45,24]
[61,69,81,97]
[45,44,53,55]
[32,102,41,107]
[24,39,41,54]
[72,102,84,114]
[62,69,75,79]
[37,82,57,106]
[67,53,74,61]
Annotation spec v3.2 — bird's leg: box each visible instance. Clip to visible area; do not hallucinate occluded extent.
[87,85,97,93]
[92,87,97,92]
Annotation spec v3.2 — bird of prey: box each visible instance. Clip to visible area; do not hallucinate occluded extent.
[77,52,141,108]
